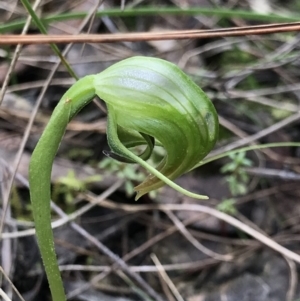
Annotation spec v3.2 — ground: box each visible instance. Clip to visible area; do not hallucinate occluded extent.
[0,1,300,301]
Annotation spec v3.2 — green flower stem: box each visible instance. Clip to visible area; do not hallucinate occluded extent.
[29,76,95,301]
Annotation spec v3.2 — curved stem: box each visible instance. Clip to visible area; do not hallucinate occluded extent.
[29,76,95,301]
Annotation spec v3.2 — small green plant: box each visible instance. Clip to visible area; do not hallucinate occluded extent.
[221,151,253,196]
[53,170,101,206]
[99,157,145,196]
[217,198,237,215]
[28,56,219,301]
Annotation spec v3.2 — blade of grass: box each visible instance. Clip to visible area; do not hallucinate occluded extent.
[1,6,299,33]
[0,0,42,103]
[197,142,300,168]
[20,0,78,80]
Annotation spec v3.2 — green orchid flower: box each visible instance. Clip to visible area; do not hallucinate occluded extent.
[29,56,218,301]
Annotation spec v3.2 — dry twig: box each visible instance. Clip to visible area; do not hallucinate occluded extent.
[1,22,300,44]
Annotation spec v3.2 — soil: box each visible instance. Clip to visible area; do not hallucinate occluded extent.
[0,1,300,301]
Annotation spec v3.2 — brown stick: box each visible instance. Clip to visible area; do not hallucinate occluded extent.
[1,21,300,44]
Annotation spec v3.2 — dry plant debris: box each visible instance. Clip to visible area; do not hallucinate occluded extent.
[0,0,300,300]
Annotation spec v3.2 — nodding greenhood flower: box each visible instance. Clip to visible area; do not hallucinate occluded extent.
[93,56,219,198]
[29,56,219,301]
[30,56,218,202]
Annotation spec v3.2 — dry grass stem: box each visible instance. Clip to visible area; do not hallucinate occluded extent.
[151,253,184,301]
[85,196,300,264]
[1,21,300,44]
